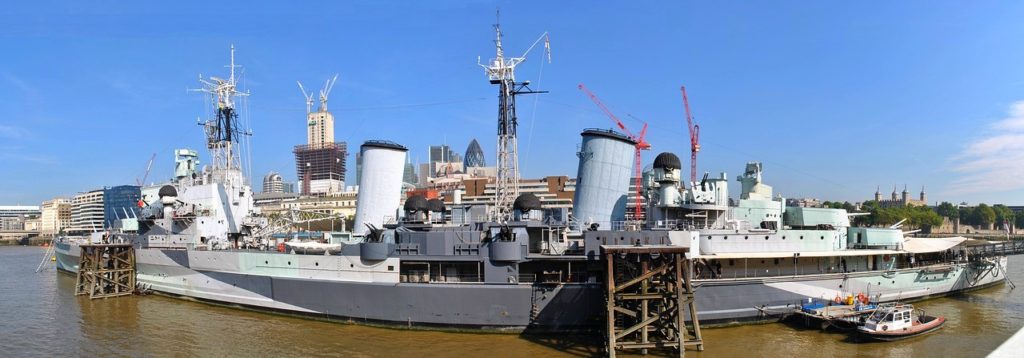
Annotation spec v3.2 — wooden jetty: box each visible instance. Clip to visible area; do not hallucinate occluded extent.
[603,245,703,357]
[74,243,136,299]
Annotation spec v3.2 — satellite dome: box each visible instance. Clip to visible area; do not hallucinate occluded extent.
[513,193,543,213]
[653,152,682,170]
[158,185,178,198]
[427,199,446,212]
[404,195,429,212]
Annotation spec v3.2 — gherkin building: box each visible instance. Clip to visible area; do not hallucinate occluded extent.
[464,138,486,168]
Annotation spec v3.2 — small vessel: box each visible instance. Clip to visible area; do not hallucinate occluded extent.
[856,302,945,341]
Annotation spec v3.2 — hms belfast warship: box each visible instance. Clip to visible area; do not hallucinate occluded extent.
[55,34,1009,332]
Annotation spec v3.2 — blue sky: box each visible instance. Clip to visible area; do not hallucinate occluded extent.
[3,1,1024,206]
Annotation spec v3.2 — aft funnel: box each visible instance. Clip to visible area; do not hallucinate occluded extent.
[353,140,408,236]
[572,129,636,230]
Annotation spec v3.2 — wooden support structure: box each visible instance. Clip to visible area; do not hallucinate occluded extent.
[75,244,136,299]
[603,245,703,357]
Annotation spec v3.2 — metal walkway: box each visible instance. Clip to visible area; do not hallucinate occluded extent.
[966,240,1024,258]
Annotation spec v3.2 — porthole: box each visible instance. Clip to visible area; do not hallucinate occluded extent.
[315,262,319,267]
[800,236,804,240]
[745,236,749,240]
[782,236,786,240]
[820,236,824,240]
[724,236,728,240]
[707,236,712,241]
[765,236,769,240]
[264,261,268,265]
[350,264,354,268]
[287,261,291,265]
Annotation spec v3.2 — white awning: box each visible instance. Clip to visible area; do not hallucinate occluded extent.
[902,236,966,254]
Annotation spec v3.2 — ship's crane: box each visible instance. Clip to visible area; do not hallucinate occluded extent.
[577,83,651,221]
[136,152,156,186]
[681,86,700,185]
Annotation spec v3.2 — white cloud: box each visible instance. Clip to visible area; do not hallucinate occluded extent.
[946,100,1024,195]
[0,124,29,139]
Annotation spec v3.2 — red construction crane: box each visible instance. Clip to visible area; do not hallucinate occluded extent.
[578,83,651,221]
[681,86,700,185]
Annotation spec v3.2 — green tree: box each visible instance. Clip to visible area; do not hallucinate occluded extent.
[936,202,958,219]
[1016,214,1024,230]
[960,206,976,226]
[842,201,856,212]
[993,204,1015,227]
[974,204,996,227]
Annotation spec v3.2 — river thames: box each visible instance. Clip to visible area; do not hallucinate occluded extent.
[2,246,1021,357]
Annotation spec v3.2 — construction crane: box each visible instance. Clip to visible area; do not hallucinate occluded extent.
[136,153,156,186]
[577,83,651,221]
[681,86,700,185]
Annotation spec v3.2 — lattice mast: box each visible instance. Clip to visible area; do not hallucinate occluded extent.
[478,15,550,222]
[192,45,250,184]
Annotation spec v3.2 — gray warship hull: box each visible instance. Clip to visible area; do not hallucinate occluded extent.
[54,242,1007,331]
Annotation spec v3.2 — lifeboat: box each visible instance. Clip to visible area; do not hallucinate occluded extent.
[856,302,945,341]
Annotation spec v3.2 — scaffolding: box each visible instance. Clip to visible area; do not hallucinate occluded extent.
[603,245,703,357]
[294,142,347,195]
[75,244,136,299]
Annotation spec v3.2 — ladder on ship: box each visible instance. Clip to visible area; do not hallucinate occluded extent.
[74,244,136,299]
[603,245,703,357]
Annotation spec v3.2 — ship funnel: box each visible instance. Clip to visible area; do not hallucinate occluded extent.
[572,129,636,230]
[353,140,408,236]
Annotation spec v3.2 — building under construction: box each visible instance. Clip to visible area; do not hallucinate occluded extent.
[294,143,346,195]
[295,75,346,196]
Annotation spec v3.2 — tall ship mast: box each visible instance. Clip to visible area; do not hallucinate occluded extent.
[193,45,250,188]
[479,17,548,222]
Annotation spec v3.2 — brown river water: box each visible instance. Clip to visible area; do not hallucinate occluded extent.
[2,246,1022,357]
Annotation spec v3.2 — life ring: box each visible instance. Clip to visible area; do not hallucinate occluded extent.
[882,325,888,331]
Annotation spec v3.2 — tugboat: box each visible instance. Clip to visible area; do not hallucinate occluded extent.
[856,302,945,341]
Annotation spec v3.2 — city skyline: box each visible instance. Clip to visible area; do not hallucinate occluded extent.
[2,2,1024,206]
